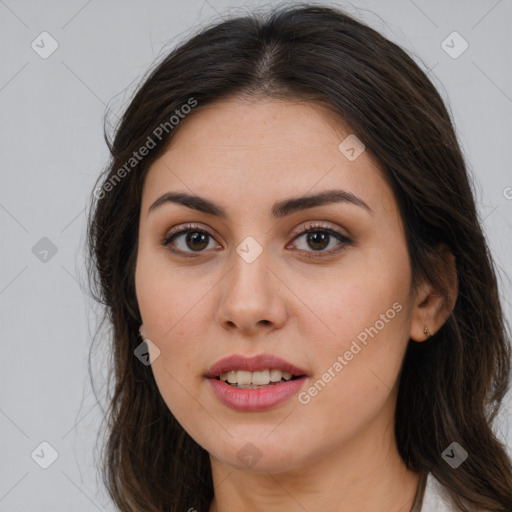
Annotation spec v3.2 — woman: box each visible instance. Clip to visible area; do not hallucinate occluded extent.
[87,4,512,511]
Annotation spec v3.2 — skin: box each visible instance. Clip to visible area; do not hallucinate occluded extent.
[135,97,457,512]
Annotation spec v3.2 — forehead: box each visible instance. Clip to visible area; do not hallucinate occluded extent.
[143,97,397,218]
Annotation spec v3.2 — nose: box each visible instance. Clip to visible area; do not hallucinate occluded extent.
[215,248,287,335]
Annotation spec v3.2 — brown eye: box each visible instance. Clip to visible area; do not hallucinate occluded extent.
[183,231,209,251]
[290,224,352,257]
[305,232,330,251]
[163,225,219,255]
[162,222,352,259]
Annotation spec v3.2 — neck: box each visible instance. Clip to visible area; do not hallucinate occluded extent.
[208,417,421,512]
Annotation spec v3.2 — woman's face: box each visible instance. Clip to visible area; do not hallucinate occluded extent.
[135,97,419,473]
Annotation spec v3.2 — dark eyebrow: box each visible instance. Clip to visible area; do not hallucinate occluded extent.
[148,189,372,218]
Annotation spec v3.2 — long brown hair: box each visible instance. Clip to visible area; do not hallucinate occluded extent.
[86,4,512,511]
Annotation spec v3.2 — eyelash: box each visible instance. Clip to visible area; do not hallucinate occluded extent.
[161,222,352,259]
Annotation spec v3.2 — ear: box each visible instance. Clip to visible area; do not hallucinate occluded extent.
[409,245,458,342]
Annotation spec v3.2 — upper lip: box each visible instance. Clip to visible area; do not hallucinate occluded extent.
[205,354,309,379]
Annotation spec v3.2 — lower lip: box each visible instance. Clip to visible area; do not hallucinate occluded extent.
[207,376,308,412]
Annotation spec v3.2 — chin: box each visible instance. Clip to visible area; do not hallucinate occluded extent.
[208,435,311,474]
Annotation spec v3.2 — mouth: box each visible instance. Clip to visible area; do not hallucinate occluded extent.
[205,353,309,389]
[214,369,305,389]
[205,355,309,411]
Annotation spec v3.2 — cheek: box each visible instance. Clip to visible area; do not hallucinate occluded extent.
[136,270,204,427]
[135,250,213,407]
[290,252,409,352]
[291,246,410,415]
[136,247,211,343]
[293,295,409,451]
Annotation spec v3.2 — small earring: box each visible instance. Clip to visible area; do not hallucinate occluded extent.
[423,326,432,339]
[139,324,146,339]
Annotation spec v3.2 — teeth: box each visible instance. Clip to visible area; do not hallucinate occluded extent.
[252,369,270,385]
[219,369,296,385]
[237,370,252,386]
[269,369,282,382]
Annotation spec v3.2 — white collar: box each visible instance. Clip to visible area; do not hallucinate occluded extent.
[419,472,454,511]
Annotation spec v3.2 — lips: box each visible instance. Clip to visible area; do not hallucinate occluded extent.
[205,353,309,379]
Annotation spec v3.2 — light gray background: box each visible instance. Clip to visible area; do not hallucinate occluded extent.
[1,0,511,510]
